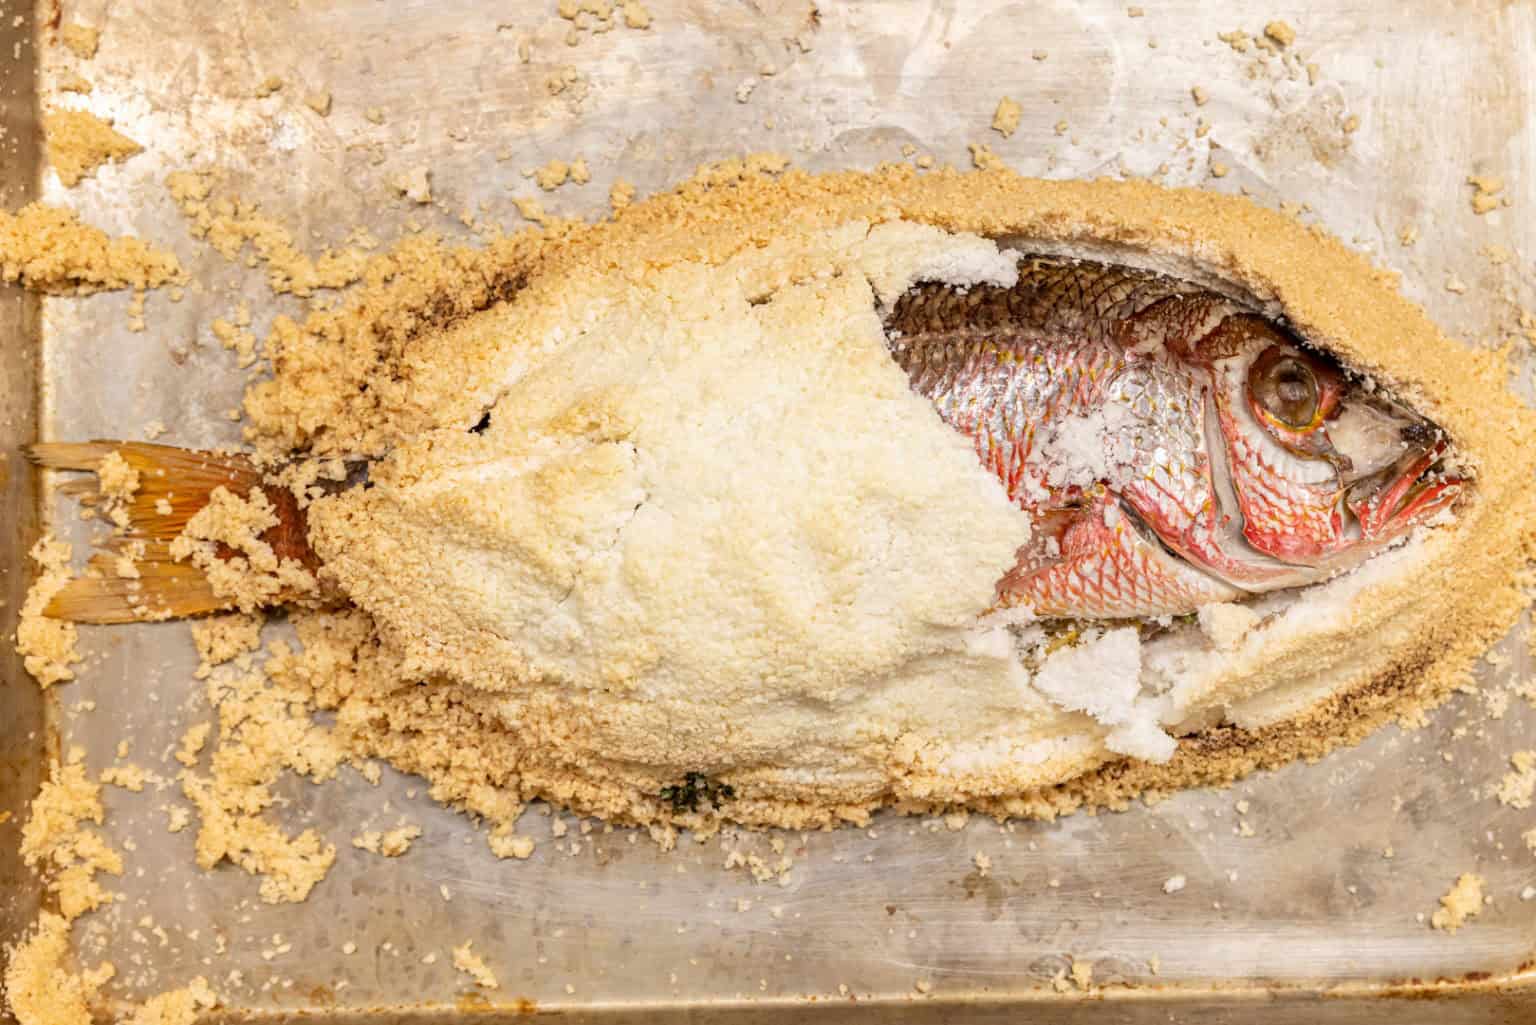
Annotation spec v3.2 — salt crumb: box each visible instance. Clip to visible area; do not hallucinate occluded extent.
[535,159,570,191]
[1070,957,1093,991]
[488,829,536,859]
[1469,174,1504,215]
[61,22,100,59]
[1496,751,1536,808]
[1163,875,1187,894]
[452,941,499,988]
[389,167,432,205]
[622,2,652,29]
[1264,20,1296,47]
[991,96,1021,138]
[1430,874,1484,933]
[968,143,1002,170]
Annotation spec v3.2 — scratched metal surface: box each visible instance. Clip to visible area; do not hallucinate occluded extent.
[5,0,1536,1021]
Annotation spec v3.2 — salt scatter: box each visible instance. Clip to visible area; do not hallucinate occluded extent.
[1035,400,1141,491]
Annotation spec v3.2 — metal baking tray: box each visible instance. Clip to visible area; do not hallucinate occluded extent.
[4,1,1534,1020]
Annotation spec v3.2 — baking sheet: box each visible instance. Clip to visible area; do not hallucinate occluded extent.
[5,0,1536,1020]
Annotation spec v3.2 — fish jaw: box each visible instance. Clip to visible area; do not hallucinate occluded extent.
[998,493,1242,619]
[1348,442,1463,542]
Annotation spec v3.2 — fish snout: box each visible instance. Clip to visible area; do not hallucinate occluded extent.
[1345,441,1462,540]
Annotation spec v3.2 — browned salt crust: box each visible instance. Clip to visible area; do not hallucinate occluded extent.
[228,165,1536,834]
[0,203,182,294]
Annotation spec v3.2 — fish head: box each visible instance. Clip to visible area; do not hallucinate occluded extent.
[1198,314,1463,569]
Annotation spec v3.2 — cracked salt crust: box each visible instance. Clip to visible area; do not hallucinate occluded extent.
[191,614,263,677]
[96,450,140,527]
[19,757,122,920]
[2,913,115,1025]
[216,166,1536,836]
[178,656,356,903]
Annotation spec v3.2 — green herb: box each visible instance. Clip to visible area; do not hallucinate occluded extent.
[659,772,735,813]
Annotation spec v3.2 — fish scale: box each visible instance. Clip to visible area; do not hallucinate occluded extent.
[889,259,1209,519]
[887,257,1242,616]
[883,253,1458,619]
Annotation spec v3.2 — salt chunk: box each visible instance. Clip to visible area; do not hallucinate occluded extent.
[1035,401,1142,491]
[1107,716,1177,763]
[1032,629,1142,722]
[855,222,1020,307]
[1030,628,1176,761]
[1196,602,1260,650]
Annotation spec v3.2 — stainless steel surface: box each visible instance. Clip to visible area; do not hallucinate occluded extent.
[5,0,1536,1020]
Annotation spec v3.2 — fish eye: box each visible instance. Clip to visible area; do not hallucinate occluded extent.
[1249,345,1323,431]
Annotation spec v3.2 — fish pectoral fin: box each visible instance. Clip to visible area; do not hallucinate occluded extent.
[998,496,1242,619]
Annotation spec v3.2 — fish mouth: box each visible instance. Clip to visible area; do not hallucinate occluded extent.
[1344,440,1463,539]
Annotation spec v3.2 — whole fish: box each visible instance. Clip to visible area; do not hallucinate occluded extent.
[885,255,1461,620]
[34,255,1458,627]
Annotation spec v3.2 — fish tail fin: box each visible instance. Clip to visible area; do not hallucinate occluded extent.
[29,441,264,541]
[45,544,232,624]
[28,442,272,623]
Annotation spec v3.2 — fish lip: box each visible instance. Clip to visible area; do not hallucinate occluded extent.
[1345,440,1463,536]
